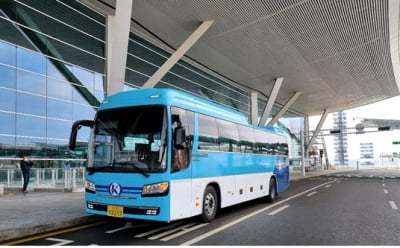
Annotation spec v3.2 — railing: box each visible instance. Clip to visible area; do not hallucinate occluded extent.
[0,167,85,191]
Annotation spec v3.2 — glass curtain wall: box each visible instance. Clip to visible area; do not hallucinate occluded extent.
[0,0,105,168]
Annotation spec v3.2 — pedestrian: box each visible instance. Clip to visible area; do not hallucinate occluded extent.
[20,156,33,193]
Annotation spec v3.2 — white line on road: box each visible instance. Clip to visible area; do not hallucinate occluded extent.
[149,223,197,240]
[306,191,317,197]
[384,189,388,194]
[268,205,290,215]
[134,221,185,238]
[106,222,133,234]
[389,201,398,210]
[180,179,337,246]
[324,184,331,188]
[160,223,209,241]
[45,238,74,246]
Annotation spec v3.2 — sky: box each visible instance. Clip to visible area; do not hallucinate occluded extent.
[309,96,400,165]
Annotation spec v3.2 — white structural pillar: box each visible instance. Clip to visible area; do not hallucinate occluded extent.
[142,20,214,89]
[106,0,133,96]
[250,91,259,125]
[306,109,329,152]
[258,77,284,126]
[267,91,302,126]
[388,0,400,92]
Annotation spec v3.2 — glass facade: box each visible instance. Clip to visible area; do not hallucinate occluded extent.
[0,0,303,170]
[0,0,105,165]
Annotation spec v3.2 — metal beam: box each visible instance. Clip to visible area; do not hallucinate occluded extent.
[142,20,214,89]
[306,109,329,152]
[250,91,258,125]
[267,91,302,126]
[106,0,133,96]
[258,77,284,126]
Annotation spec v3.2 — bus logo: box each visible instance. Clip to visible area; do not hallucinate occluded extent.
[109,183,122,196]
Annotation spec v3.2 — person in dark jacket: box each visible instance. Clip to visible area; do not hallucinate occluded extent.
[20,156,33,193]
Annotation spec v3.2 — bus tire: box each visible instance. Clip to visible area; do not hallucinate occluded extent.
[266,178,277,203]
[201,186,218,222]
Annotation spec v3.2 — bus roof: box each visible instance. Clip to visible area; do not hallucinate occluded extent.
[99,88,249,125]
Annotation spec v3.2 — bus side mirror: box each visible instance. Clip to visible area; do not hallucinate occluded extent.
[174,126,186,149]
[69,120,94,150]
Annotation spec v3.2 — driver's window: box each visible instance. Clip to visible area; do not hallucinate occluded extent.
[171,107,194,172]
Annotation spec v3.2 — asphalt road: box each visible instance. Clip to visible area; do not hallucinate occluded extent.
[20,169,400,246]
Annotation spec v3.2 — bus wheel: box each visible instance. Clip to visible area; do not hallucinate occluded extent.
[266,178,277,203]
[201,186,218,222]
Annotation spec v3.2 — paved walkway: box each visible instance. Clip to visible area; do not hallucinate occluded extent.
[0,168,352,243]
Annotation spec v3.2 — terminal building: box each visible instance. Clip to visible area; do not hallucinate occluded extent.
[1,0,400,172]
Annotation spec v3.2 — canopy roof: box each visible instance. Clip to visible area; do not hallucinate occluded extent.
[90,0,400,116]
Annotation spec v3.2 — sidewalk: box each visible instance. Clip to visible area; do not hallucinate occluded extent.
[0,189,99,243]
[0,168,349,243]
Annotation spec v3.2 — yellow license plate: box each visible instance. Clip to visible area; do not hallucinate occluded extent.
[107,205,124,218]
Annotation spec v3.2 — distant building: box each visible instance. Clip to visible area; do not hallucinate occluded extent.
[360,142,374,165]
[332,112,349,166]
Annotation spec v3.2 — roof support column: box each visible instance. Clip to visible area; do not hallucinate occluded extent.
[258,77,283,126]
[250,91,259,125]
[267,91,302,126]
[142,20,214,89]
[306,109,329,152]
[106,0,133,96]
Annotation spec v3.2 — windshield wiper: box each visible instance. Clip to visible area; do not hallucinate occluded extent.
[108,162,150,178]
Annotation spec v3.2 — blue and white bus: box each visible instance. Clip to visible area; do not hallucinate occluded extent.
[69,88,289,222]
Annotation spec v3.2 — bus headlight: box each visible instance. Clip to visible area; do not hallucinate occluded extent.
[85,180,96,193]
[142,182,169,196]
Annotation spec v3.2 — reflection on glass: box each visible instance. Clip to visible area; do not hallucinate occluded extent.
[47,78,73,101]
[17,48,46,75]
[17,92,46,116]
[72,66,94,90]
[0,112,16,135]
[47,58,68,81]
[16,136,47,156]
[0,65,16,89]
[47,99,72,120]
[17,70,46,95]
[0,89,16,112]
[16,115,46,137]
[72,103,95,120]
[94,73,104,91]
[0,41,16,66]
[0,136,16,157]
[47,119,71,139]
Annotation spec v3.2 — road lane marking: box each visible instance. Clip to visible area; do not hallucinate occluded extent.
[389,201,398,210]
[45,237,74,246]
[149,223,197,240]
[268,205,290,215]
[106,222,133,233]
[306,191,317,197]
[160,223,209,241]
[134,221,185,238]
[324,184,331,188]
[384,189,388,194]
[105,222,149,234]
[180,179,337,246]
[0,221,108,246]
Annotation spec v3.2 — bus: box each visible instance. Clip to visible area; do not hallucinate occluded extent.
[69,88,289,223]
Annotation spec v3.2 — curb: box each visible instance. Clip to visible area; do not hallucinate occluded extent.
[0,215,101,243]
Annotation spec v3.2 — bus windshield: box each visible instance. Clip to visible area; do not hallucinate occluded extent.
[87,106,168,175]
